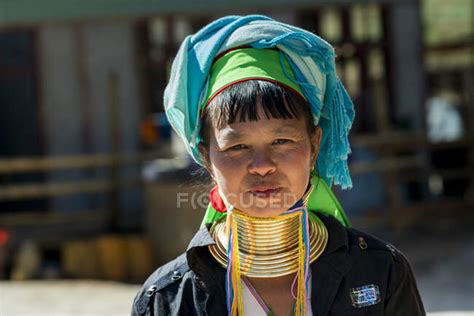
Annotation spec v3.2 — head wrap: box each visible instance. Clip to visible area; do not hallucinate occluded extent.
[204,47,306,108]
[164,15,355,189]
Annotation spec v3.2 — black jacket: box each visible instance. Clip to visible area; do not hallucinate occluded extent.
[132,214,425,315]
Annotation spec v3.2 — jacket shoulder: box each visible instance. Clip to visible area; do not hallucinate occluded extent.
[132,252,190,316]
[346,226,405,261]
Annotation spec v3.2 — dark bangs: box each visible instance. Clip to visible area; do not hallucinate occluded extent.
[201,80,314,144]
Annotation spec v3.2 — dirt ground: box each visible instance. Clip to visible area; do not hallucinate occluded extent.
[0,280,140,316]
[1,219,473,316]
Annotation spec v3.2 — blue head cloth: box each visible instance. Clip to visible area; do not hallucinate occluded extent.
[164,15,355,189]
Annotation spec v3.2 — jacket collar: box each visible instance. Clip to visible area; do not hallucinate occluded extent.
[319,213,349,256]
[185,224,225,292]
[186,223,216,251]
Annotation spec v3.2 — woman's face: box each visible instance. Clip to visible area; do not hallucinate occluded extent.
[204,104,321,217]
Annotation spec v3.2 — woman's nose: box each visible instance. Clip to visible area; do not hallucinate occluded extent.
[248,150,276,177]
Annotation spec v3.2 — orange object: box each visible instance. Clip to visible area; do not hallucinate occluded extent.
[140,119,158,145]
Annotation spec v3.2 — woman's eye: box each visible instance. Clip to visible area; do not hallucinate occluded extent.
[229,144,247,151]
[273,139,291,145]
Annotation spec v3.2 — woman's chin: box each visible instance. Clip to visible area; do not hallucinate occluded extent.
[235,206,289,218]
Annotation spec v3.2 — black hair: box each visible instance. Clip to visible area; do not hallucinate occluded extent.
[200,80,315,148]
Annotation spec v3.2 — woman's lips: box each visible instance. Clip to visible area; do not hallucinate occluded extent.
[250,187,282,198]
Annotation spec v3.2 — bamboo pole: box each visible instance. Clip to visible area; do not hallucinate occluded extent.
[0,209,107,226]
[0,151,162,174]
[0,178,140,201]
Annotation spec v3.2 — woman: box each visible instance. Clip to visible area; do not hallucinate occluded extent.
[132,15,425,316]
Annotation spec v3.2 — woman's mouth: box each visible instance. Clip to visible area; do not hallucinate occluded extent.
[250,187,282,198]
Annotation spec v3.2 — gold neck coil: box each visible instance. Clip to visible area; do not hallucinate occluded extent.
[208,209,328,278]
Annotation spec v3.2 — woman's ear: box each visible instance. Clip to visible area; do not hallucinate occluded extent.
[310,126,322,165]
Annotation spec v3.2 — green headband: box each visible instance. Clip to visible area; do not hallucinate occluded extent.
[203,48,306,108]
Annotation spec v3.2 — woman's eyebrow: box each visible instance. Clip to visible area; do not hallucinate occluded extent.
[217,129,243,142]
[216,123,302,143]
[272,124,301,134]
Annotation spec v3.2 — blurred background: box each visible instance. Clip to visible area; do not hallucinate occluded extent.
[0,0,472,315]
